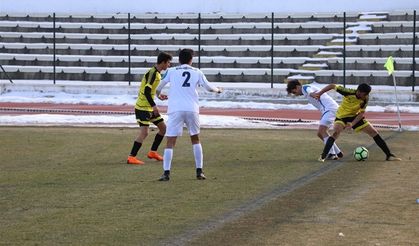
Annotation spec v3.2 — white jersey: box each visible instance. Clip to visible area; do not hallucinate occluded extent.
[157,64,217,114]
[301,84,338,114]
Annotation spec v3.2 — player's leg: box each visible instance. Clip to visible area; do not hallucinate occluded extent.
[159,136,177,181]
[318,125,336,157]
[319,111,343,159]
[319,121,344,161]
[127,109,151,165]
[147,116,166,161]
[159,112,183,181]
[359,122,401,161]
[186,112,206,180]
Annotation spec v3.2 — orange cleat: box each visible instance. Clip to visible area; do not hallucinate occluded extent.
[147,151,163,161]
[127,156,145,165]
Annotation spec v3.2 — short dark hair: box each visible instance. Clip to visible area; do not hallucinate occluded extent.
[357,83,371,94]
[179,49,194,64]
[157,52,172,64]
[286,80,301,94]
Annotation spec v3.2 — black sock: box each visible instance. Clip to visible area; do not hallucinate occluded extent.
[322,137,335,159]
[373,134,391,157]
[151,134,164,151]
[130,141,142,156]
[196,168,203,175]
[164,170,170,176]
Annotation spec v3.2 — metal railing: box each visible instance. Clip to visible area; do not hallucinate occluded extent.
[0,11,417,90]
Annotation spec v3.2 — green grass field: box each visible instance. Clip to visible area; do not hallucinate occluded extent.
[0,127,415,245]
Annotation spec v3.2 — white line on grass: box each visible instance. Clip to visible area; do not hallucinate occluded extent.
[161,132,400,246]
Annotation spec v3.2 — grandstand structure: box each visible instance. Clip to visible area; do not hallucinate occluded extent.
[0,11,417,86]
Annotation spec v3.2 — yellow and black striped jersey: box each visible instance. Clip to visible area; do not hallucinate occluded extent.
[135,66,161,112]
[335,85,368,118]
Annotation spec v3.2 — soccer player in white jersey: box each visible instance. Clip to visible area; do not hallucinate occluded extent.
[287,80,343,159]
[156,48,222,181]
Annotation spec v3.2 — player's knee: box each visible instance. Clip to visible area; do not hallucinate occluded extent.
[160,125,166,135]
[166,137,177,148]
[317,131,324,139]
[141,131,149,139]
[190,134,200,144]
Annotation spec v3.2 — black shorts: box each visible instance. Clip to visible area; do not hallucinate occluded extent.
[335,115,370,132]
[135,109,164,126]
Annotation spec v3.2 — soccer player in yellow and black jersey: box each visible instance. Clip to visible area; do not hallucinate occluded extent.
[312,83,401,162]
[127,52,172,165]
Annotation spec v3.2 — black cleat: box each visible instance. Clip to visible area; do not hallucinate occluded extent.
[196,173,206,180]
[159,170,170,181]
[159,171,170,181]
[337,152,344,159]
[196,168,206,180]
[326,154,339,160]
[158,174,170,181]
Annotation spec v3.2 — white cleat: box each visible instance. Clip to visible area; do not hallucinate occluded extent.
[386,155,402,161]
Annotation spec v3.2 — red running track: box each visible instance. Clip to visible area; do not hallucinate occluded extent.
[0,102,418,127]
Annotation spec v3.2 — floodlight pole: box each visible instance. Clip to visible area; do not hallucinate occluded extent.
[198,13,201,69]
[53,12,56,85]
[128,13,131,86]
[412,10,416,92]
[271,12,274,89]
[343,12,346,87]
[0,64,14,84]
[391,74,402,131]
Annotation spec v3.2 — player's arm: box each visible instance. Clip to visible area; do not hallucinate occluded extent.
[199,72,222,93]
[348,111,365,129]
[156,72,169,100]
[143,86,160,116]
[310,84,336,99]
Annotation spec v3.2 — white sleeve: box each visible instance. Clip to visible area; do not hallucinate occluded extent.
[198,71,218,92]
[303,85,314,94]
[156,70,170,95]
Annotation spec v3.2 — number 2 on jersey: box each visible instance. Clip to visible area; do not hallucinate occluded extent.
[182,71,191,87]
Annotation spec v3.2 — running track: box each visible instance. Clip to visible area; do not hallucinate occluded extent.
[1,102,418,127]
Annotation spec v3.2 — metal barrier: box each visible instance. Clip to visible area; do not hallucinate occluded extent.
[0,11,417,90]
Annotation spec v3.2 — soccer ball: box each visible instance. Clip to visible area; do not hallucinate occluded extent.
[353,146,369,161]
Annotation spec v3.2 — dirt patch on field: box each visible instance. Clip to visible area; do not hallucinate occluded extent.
[189,132,419,245]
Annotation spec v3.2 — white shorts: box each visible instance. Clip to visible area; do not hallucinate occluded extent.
[166,111,200,137]
[319,110,336,127]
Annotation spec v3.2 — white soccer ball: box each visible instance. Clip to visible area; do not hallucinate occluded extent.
[353,146,368,161]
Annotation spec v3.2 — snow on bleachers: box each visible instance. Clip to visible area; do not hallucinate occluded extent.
[1,53,318,65]
[0,31,340,42]
[4,52,417,66]
[4,20,416,31]
[0,12,362,20]
[358,32,419,40]
[2,64,416,79]
[1,42,414,57]
[1,12,417,84]
[1,65,149,75]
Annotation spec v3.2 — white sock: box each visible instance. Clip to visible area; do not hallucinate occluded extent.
[193,143,203,169]
[323,137,336,155]
[333,144,342,155]
[163,148,173,171]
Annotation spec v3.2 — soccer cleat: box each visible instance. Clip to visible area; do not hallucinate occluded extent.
[326,154,339,160]
[147,151,163,161]
[127,156,145,165]
[318,155,325,162]
[386,154,402,161]
[158,174,170,181]
[196,173,206,180]
[337,152,344,159]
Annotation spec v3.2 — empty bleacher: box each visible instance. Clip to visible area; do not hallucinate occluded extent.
[0,11,418,85]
